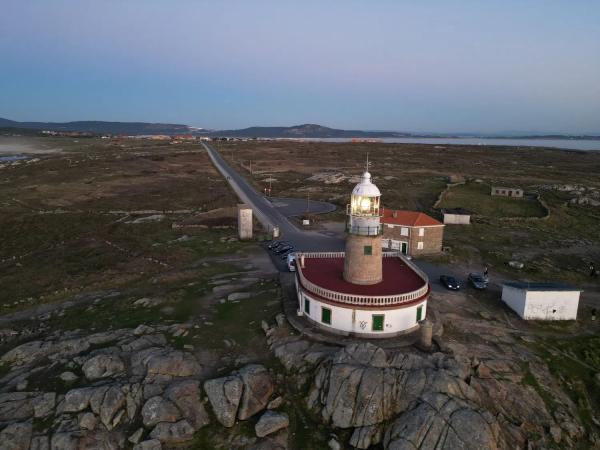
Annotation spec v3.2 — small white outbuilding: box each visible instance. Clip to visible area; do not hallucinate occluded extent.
[501,282,581,320]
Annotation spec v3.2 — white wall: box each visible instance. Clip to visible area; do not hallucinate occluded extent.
[299,289,426,336]
[443,214,470,225]
[502,285,579,320]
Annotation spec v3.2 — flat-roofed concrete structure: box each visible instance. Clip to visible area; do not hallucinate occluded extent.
[501,282,581,320]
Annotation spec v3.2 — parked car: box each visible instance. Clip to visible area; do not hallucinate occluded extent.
[286,253,296,272]
[439,275,460,290]
[280,248,294,259]
[468,273,488,290]
[276,245,293,254]
[268,240,286,250]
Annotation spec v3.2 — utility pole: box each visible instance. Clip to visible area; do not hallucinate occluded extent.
[306,193,310,213]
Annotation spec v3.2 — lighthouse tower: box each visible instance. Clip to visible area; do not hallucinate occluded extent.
[343,166,382,285]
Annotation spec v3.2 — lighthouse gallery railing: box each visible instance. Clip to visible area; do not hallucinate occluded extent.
[295,252,429,307]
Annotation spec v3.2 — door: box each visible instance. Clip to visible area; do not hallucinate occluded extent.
[372,314,384,331]
[321,307,331,325]
[401,242,408,255]
[416,305,423,321]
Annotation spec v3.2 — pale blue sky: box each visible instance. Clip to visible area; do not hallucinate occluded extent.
[1,0,599,133]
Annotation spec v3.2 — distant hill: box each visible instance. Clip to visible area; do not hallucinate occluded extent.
[211,123,410,138]
[0,118,192,135]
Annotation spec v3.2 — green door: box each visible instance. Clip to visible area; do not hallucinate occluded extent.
[321,307,331,325]
[372,314,384,331]
[416,306,423,322]
[304,297,310,315]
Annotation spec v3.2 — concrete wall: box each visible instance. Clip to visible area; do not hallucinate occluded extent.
[237,204,253,240]
[502,285,580,320]
[298,288,426,337]
[343,234,382,285]
[443,213,470,225]
[382,225,444,256]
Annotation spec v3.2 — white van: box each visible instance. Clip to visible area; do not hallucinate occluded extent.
[286,253,296,272]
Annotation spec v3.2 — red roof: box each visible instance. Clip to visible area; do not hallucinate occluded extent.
[301,256,426,296]
[381,209,442,227]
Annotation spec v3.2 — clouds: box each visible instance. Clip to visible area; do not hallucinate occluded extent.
[1,0,599,132]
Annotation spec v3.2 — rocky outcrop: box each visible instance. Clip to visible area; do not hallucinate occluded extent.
[0,324,210,449]
[204,364,275,427]
[255,411,289,438]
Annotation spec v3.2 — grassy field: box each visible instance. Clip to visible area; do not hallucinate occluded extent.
[438,181,547,218]
[218,140,600,283]
[0,137,244,313]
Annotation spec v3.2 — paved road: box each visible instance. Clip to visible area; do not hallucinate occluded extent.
[270,197,336,218]
[203,142,344,252]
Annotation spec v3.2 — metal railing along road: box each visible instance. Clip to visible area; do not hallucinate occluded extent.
[295,252,429,307]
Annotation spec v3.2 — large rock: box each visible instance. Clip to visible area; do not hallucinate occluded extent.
[99,386,126,429]
[145,351,200,378]
[149,420,194,444]
[33,392,56,418]
[238,364,274,420]
[0,392,36,421]
[165,380,210,430]
[133,440,162,450]
[255,411,289,438]
[82,354,125,380]
[141,396,181,427]
[383,393,501,450]
[204,375,243,427]
[63,388,95,413]
[50,432,79,450]
[0,421,33,450]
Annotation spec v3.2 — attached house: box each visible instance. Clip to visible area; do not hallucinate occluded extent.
[381,209,444,256]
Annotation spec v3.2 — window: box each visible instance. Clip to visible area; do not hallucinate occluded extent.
[321,307,331,325]
[364,245,372,255]
[417,241,424,250]
[372,315,384,331]
[400,227,409,236]
[416,306,423,321]
[418,228,424,237]
[304,297,310,315]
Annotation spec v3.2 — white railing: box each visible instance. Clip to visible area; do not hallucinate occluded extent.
[295,252,429,306]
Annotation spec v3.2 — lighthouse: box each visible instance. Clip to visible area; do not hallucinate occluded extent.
[343,169,383,285]
[293,165,430,337]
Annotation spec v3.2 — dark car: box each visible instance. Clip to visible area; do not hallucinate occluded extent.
[280,249,294,259]
[440,275,460,290]
[468,273,488,290]
[275,245,293,254]
[268,241,287,250]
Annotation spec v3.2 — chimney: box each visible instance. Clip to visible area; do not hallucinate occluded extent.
[393,211,398,218]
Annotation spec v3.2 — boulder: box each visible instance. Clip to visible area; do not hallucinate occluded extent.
[149,420,194,444]
[79,412,98,430]
[63,387,95,413]
[0,392,36,421]
[133,440,162,450]
[145,351,200,378]
[50,432,79,450]
[141,396,181,427]
[59,372,78,382]
[33,392,56,418]
[82,354,125,380]
[165,380,210,430]
[204,375,243,427]
[238,364,274,420]
[99,386,126,429]
[0,421,33,450]
[30,436,50,450]
[255,411,289,438]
